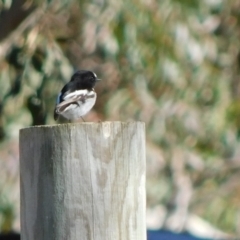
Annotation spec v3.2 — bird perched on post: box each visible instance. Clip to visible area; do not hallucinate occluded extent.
[54,70,100,121]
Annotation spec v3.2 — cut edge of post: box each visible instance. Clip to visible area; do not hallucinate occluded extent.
[19,121,145,131]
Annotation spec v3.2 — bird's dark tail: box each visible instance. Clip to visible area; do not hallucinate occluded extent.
[54,109,59,121]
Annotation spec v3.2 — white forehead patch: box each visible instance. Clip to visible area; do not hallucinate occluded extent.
[93,72,97,78]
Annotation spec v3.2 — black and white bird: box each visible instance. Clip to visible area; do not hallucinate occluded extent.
[54,70,100,121]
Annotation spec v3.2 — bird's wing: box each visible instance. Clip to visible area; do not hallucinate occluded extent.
[55,95,84,114]
[62,89,89,101]
[55,90,95,114]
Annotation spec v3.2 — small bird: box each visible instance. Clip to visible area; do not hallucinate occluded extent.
[54,70,100,121]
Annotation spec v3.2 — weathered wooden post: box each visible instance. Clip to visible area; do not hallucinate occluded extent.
[20,122,146,240]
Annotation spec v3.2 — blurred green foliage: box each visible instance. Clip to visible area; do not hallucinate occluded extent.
[1,0,240,235]
[0,194,15,233]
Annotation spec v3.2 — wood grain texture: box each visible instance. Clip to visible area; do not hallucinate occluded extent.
[19,122,146,240]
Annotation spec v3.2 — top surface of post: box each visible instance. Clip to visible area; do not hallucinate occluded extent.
[20,121,145,130]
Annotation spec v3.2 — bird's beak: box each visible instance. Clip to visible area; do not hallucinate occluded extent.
[97,78,101,81]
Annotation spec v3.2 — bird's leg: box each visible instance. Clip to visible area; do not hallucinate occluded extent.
[81,117,85,122]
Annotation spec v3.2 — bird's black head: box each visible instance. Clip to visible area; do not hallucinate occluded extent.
[70,70,99,90]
